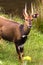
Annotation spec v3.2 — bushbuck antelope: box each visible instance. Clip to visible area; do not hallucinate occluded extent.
[0,4,38,60]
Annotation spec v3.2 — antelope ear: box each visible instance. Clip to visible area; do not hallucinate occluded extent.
[32,13,39,18]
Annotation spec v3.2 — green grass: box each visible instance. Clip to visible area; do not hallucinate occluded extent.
[0,28,43,65]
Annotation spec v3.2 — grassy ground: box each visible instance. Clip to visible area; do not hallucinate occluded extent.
[0,16,43,65]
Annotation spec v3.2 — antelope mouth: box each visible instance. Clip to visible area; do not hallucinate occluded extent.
[28,25,32,28]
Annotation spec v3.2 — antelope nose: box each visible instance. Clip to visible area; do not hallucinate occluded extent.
[28,25,32,28]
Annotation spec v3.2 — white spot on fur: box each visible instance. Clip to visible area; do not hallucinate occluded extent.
[22,35,26,38]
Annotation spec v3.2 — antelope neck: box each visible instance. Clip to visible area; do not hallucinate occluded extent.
[22,21,31,35]
[24,21,29,31]
[24,20,32,30]
[20,20,31,36]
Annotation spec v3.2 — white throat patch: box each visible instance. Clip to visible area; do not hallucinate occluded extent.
[22,35,26,38]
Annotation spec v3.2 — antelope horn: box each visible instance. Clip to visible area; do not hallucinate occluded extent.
[31,3,34,15]
[25,3,27,13]
[25,3,28,16]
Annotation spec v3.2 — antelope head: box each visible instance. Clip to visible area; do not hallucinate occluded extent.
[23,3,39,28]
